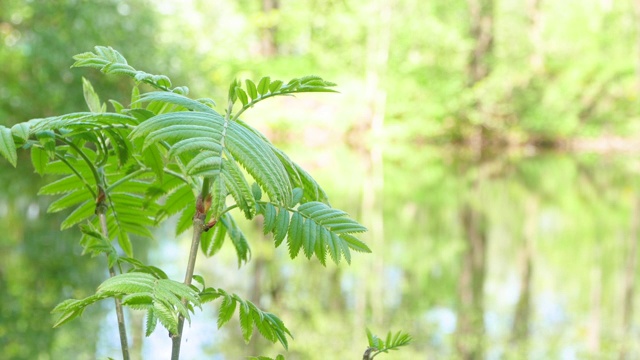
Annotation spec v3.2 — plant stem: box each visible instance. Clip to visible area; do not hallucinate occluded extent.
[97,193,130,360]
[362,347,375,360]
[171,178,211,360]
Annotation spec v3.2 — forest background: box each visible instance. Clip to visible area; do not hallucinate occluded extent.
[2,0,640,359]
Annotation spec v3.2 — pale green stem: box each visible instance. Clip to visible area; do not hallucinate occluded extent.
[98,206,130,360]
[171,177,211,360]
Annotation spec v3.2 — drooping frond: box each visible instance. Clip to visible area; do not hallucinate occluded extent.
[200,213,251,266]
[366,328,413,356]
[136,92,219,114]
[72,46,188,94]
[199,287,292,349]
[258,200,369,265]
[52,272,200,336]
[235,120,329,204]
[38,150,160,257]
[130,110,292,207]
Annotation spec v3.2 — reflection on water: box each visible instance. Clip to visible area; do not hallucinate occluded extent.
[2,150,640,359]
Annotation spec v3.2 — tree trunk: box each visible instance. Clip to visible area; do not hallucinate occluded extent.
[355,0,392,330]
[634,0,640,93]
[259,0,279,56]
[511,197,537,355]
[527,0,544,72]
[455,177,487,360]
[587,241,603,354]
[465,0,494,150]
[619,196,639,360]
[467,0,494,86]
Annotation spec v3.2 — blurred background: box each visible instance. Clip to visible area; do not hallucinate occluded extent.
[1,0,640,359]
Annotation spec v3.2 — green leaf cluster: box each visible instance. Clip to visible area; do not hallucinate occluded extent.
[365,328,413,358]
[198,286,293,349]
[72,46,187,94]
[52,272,198,336]
[0,46,370,356]
[257,200,370,265]
[248,355,285,360]
[229,75,337,115]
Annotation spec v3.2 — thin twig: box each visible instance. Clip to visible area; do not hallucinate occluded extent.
[97,186,130,360]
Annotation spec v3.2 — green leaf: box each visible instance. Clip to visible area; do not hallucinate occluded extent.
[287,212,304,259]
[225,122,292,205]
[30,147,48,175]
[273,207,289,247]
[251,182,262,201]
[176,204,196,235]
[246,79,258,100]
[236,87,249,106]
[327,232,341,264]
[48,189,93,213]
[168,138,223,159]
[160,184,194,220]
[340,234,372,253]
[217,295,237,328]
[60,200,94,230]
[80,222,117,259]
[121,293,153,307]
[302,219,316,259]
[366,328,376,347]
[131,86,141,109]
[145,309,158,336]
[136,92,217,114]
[201,221,226,257]
[314,231,327,266]
[263,312,291,349]
[262,203,277,234]
[192,275,205,289]
[185,151,222,177]
[290,188,303,207]
[118,228,134,257]
[220,214,251,266]
[257,77,270,96]
[338,236,352,265]
[221,159,256,219]
[82,77,106,113]
[11,122,30,142]
[228,79,239,104]
[0,126,17,167]
[211,176,227,219]
[269,80,283,93]
[109,99,124,113]
[239,301,253,343]
[154,301,178,335]
[153,75,172,88]
[52,308,84,328]
[143,145,164,182]
[130,112,225,148]
[252,309,275,342]
[98,272,155,294]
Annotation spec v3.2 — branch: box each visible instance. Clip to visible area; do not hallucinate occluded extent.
[171,177,211,360]
[96,186,131,360]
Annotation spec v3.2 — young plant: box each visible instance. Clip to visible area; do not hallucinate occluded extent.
[363,329,413,359]
[0,46,371,359]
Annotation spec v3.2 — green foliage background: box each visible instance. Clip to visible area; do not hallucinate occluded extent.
[1,0,640,359]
